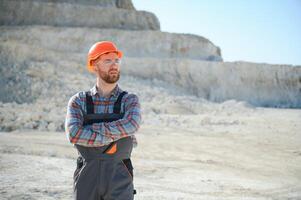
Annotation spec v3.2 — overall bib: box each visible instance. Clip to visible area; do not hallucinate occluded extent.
[73,91,135,200]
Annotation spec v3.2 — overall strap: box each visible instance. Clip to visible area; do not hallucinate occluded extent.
[85,92,94,114]
[113,91,128,113]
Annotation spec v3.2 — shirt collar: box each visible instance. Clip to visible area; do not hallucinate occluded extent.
[90,84,122,98]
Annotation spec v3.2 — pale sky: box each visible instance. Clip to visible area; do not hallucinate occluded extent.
[132,0,301,66]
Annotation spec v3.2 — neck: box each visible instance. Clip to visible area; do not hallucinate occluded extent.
[96,77,117,97]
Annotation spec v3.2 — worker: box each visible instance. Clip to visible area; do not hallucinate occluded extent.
[65,41,141,200]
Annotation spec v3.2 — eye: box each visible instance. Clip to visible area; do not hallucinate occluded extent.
[104,59,112,64]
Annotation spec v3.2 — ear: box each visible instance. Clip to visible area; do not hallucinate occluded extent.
[93,65,98,72]
[91,60,98,72]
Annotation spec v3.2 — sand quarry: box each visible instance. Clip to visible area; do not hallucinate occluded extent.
[1,1,301,199]
[1,97,300,199]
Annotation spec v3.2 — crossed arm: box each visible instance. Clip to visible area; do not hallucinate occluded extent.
[65,94,141,147]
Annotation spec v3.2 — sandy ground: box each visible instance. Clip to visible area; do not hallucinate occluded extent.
[0,107,301,200]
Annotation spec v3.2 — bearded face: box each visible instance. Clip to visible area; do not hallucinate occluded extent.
[93,52,121,84]
[98,67,120,84]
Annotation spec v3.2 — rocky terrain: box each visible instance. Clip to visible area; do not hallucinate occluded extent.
[0,0,225,132]
[0,0,158,30]
[0,0,300,199]
[1,79,301,199]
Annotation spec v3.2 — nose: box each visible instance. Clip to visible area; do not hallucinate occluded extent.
[111,62,119,68]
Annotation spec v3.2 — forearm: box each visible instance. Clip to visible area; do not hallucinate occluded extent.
[92,115,140,140]
[66,122,113,147]
[92,94,141,140]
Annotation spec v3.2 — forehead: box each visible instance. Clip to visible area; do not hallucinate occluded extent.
[100,52,118,60]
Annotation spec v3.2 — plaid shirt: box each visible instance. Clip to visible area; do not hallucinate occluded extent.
[65,85,141,147]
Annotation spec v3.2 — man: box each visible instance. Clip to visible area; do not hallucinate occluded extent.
[65,41,141,200]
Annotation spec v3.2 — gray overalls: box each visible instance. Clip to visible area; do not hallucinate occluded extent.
[73,91,135,200]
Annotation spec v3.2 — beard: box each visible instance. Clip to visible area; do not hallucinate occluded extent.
[98,70,120,84]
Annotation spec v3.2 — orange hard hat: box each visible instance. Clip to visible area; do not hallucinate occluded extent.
[87,41,123,72]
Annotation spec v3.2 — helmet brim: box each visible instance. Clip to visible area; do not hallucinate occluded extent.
[87,50,123,73]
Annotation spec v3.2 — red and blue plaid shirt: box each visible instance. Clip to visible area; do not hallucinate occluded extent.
[65,85,141,147]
